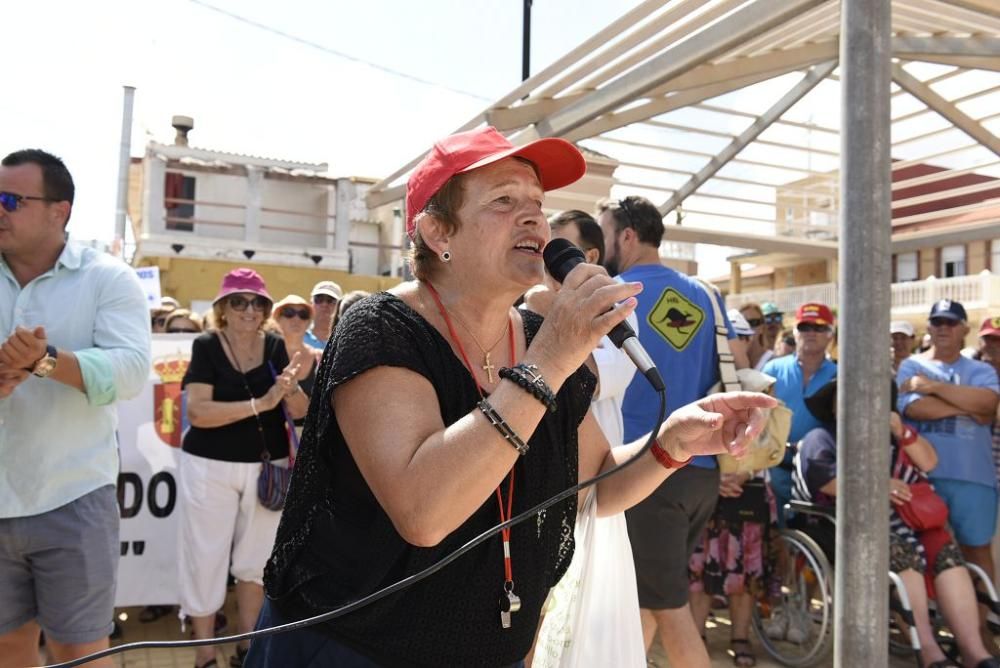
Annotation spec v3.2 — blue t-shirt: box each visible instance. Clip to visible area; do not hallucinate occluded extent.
[896,355,999,488]
[763,355,838,443]
[619,264,735,468]
[303,328,326,351]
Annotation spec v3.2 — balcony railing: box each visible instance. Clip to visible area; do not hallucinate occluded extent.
[726,271,1000,314]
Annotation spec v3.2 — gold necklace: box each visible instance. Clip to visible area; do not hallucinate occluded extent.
[449,308,510,384]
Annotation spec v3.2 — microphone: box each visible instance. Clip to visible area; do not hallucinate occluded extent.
[543,239,665,392]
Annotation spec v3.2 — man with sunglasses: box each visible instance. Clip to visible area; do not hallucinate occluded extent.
[897,300,1000,646]
[303,280,342,351]
[597,195,748,668]
[0,149,151,667]
[762,304,838,526]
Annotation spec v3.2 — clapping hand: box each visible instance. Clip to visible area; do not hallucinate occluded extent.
[659,392,777,461]
[0,326,46,371]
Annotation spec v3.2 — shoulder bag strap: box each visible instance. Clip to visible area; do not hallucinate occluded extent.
[695,278,741,392]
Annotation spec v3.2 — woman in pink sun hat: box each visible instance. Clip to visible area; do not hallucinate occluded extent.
[178,268,309,668]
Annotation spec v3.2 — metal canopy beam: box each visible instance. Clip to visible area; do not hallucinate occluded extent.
[661,224,839,258]
[534,0,829,139]
[893,35,1000,72]
[562,67,799,143]
[891,64,1000,158]
[931,0,1000,21]
[659,61,837,215]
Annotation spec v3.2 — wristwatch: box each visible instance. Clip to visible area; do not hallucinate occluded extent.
[31,345,58,378]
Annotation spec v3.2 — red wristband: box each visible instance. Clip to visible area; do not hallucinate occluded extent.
[652,441,691,470]
[898,425,919,448]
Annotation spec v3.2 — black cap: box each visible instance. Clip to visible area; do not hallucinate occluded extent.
[929,299,967,322]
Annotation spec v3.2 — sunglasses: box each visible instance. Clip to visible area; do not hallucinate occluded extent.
[152,316,167,327]
[0,191,58,213]
[764,314,783,324]
[227,295,269,312]
[617,198,638,229]
[744,317,764,328]
[278,307,311,320]
[929,317,961,328]
[796,322,831,333]
[166,327,199,334]
[313,294,338,305]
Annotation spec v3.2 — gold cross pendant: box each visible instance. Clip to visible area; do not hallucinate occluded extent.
[482,353,496,383]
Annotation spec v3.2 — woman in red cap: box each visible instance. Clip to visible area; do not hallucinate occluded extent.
[251,128,774,668]
[178,268,308,668]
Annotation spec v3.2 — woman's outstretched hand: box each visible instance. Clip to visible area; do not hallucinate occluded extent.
[658,392,777,462]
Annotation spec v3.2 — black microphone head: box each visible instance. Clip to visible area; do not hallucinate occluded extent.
[543,238,586,283]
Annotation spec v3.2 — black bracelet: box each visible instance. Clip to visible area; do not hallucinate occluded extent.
[477,399,530,456]
[499,364,557,413]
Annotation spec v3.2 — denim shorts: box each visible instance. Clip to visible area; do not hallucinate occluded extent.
[0,485,119,644]
[932,478,998,547]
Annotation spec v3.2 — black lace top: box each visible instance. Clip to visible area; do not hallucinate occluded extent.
[264,292,595,667]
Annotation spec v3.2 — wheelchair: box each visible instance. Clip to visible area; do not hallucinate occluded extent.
[750,500,1000,667]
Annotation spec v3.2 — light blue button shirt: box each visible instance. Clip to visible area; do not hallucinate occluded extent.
[0,242,151,517]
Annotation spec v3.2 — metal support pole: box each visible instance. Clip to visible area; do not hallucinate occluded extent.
[522,0,532,81]
[114,86,136,252]
[835,1,892,666]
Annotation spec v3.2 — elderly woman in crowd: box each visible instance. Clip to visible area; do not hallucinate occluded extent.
[794,380,999,668]
[247,127,773,668]
[271,294,322,428]
[163,308,203,334]
[179,268,308,668]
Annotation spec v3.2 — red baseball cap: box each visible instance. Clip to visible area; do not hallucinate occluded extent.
[796,302,834,326]
[981,316,1000,338]
[405,126,586,238]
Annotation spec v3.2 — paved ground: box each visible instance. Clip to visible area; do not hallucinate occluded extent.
[40,597,922,667]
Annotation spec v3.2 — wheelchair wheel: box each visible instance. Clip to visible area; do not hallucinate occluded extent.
[752,529,833,667]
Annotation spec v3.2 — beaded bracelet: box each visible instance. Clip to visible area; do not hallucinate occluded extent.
[651,440,691,470]
[477,399,530,456]
[499,364,558,413]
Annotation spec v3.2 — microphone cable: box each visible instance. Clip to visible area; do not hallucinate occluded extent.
[47,389,666,668]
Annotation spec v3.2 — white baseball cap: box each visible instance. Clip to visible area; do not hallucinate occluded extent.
[890,321,915,337]
[728,309,755,337]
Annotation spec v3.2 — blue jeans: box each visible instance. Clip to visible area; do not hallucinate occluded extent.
[246,599,526,668]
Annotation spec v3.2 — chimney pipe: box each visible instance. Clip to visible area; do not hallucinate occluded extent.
[172,115,194,147]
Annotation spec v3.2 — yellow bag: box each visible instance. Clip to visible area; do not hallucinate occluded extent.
[717,401,792,474]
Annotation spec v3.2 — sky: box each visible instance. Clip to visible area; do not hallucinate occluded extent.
[3,0,642,243]
[6,1,998,280]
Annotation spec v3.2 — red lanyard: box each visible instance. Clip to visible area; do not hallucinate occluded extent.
[423,282,518,601]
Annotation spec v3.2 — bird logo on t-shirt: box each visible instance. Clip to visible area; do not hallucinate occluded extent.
[648,288,705,351]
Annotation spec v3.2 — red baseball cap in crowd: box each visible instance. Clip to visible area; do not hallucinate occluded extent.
[405,126,587,238]
[796,302,835,326]
[981,316,1000,338]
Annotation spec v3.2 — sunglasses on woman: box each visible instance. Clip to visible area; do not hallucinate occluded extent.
[0,191,59,213]
[278,307,311,320]
[764,314,783,324]
[227,295,270,312]
[744,317,764,328]
[166,327,200,334]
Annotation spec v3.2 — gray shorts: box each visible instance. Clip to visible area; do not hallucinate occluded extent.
[625,465,720,610]
[0,485,119,644]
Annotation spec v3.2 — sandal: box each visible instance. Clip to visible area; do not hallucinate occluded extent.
[730,639,756,667]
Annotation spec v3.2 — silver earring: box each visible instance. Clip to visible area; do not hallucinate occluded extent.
[441,250,452,263]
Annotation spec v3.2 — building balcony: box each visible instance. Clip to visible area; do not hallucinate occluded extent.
[726,271,1000,317]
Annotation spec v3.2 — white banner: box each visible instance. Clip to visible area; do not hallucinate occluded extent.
[114,334,194,607]
[134,266,163,310]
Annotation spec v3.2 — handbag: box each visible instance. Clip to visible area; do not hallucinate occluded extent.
[893,450,948,531]
[219,332,295,511]
[695,280,790,473]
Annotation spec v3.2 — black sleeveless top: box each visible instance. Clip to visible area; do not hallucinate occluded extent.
[264,292,595,667]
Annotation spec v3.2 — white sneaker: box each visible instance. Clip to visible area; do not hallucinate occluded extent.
[785,597,811,644]
[764,606,789,640]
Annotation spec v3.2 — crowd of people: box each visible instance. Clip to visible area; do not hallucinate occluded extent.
[3,131,1000,668]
